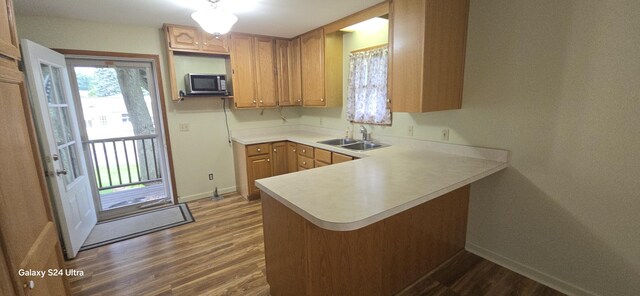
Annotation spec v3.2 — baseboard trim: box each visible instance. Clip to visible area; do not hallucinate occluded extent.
[465,242,597,296]
[178,186,237,203]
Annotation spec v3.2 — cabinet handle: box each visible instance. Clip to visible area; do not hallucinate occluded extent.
[195,41,199,45]
[320,98,324,102]
[267,159,270,162]
[302,149,306,153]
[253,100,256,104]
[302,161,306,165]
[273,149,277,152]
[293,149,296,152]
[257,148,261,152]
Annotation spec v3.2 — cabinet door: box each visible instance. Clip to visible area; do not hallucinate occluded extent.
[271,142,288,176]
[0,67,69,295]
[288,38,303,105]
[0,0,19,60]
[286,142,297,173]
[391,0,469,112]
[230,34,257,108]
[276,39,302,106]
[314,148,332,164]
[301,28,325,106]
[275,39,292,106]
[247,154,272,197]
[332,152,353,164]
[254,37,277,107]
[167,25,200,51]
[201,33,230,54]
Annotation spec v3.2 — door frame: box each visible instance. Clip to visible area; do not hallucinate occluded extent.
[55,49,178,219]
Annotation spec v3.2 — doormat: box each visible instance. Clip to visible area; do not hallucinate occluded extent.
[80,203,194,251]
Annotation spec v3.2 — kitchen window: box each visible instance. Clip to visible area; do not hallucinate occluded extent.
[346,45,391,125]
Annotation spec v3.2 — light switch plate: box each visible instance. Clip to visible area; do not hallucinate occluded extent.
[179,123,190,132]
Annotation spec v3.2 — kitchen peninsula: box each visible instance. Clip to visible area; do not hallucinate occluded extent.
[232,126,508,295]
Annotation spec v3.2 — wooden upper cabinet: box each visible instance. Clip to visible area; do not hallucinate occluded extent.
[300,28,343,107]
[276,38,302,106]
[300,29,325,106]
[390,0,470,112]
[230,34,257,108]
[0,0,19,60]
[230,34,277,108]
[254,37,277,107]
[167,25,199,51]
[201,33,230,53]
[165,24,230,54]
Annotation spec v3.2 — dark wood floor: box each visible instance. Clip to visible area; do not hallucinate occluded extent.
[66,194,564,296]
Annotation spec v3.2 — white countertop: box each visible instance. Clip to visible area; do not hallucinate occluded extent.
[234,126,509,231]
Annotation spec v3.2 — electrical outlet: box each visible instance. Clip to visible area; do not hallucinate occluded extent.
[208,173,214,180]
[441,128,450,141]
[179,123,190,132]
[407,125,414,137]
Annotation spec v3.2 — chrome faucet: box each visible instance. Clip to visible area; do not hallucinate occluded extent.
[360,125,370,141]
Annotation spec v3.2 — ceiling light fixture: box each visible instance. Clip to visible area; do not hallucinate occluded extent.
[191,0,238,36]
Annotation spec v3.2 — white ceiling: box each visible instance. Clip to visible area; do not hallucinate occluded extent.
[13,0,385,38]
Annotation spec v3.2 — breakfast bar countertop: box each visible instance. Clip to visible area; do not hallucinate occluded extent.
[232,126,509,231]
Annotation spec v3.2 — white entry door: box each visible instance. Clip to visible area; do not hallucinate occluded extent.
[21,39,97,258]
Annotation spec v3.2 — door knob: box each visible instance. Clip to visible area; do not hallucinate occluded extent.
[56,169,68,176]
[23,280,35,289]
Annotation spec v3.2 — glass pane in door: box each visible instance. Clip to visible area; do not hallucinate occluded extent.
[42,62,83,186]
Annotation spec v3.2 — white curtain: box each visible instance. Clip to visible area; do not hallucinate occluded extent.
[346,46,391,125]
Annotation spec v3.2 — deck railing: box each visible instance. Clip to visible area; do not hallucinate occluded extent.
[87,135,162,191]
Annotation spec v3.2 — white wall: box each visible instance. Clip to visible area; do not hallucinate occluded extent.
[300,1,640,295]
[15,16,302,201]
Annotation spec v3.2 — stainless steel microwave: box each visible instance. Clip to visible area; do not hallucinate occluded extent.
[184,73,228,95]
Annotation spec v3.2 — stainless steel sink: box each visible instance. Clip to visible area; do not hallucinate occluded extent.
[317,138,389,151]
[317,138,361,146]
[341,141,384,151]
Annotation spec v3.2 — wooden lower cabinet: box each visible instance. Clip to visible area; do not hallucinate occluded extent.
[298,155,314,170]
[261,185,470,295]
[271,142,288,176]
[286,142,297,173]
[233,140,357,200]
[234,142,273,200]
[314,148,331,168]
[247,154,272,199]
[332,152,353,164]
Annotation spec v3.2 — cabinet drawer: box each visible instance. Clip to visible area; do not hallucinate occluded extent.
[298,155,314,169]
[297,144,314,158]
[315,160,330,168]
[332,153,353,164]
[247,143,271,156]
[314,148,331,164]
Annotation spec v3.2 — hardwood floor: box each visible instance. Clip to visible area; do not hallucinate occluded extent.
[66,194,269,295]
[66,194,564,296]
